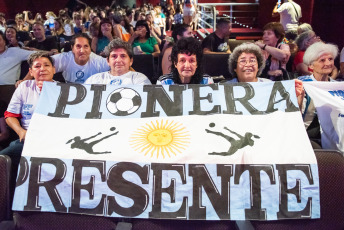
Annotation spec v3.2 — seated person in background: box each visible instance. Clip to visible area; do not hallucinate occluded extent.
[157,37,213,85]
[128,20,160,57]
[297,23,313,35]
[0,12,6,32]
[6,19,31,45]
[255,22,291,81]
[26,21,58,54]
[21,33,109,84]
[202,18,231,54]
[293,30,320,76]
[112,13,131,42]
[91,18,114,55]
[73,13,86,34]
[86,38,151,85]
[0,31,35,85]
[0,51,55,156]
[298,42,338,145]
[161,24,193,74]
[5,25,24,48]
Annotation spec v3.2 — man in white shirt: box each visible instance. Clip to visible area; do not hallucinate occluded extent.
[272,0,302,40]
[86,38,151,85]
[21,33,110,84]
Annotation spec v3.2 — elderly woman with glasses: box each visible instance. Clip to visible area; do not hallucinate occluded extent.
[157,37,213,85]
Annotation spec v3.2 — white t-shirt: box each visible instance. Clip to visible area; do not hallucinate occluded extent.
[52,51,110,83]
[0,47,35,85]
[277,1,302,32]
[6,80,41,130]
[85,71,151,85]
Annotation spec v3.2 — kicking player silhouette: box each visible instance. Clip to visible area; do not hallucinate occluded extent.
[66,127,119,154]
[205,123,260,156]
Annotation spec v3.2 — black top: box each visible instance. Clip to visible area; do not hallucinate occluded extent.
[27,36,58,51]
[201,32,229,53]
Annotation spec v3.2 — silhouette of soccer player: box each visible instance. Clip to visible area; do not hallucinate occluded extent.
[66,127,119,154]
[205,123,260,156]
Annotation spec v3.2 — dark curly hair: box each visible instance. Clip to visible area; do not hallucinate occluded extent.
[170,37,204,84]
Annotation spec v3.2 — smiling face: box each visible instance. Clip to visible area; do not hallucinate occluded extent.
[5,28,16,41]
[310,53,334,78]
[72,37,91,65]
[174,53,197,83]
[29,57,55,89]
[107,48,133,76]
[101,22,112,35]
[263,29,279,46]
[234,52,259,82]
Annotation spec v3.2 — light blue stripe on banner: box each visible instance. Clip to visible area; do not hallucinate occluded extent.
[34,81,299,119]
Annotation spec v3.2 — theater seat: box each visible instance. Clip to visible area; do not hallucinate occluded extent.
[202,54,232,80]
[0,155,11,222]
[132,54,157,84]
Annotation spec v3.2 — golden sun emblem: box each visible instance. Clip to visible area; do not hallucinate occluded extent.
[130,120,190,159]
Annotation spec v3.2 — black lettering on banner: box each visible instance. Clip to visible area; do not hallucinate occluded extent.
[222,83,264,115]
[85,85,106,119]
[23,158,67,212]
[48,83,87,118]
[188,84,221,115]
[266,82,298,113]
[15,157,29,188]
[141,85,185,117]
[107,162,150,217]
[189,164,233,220]
[234,164,276,220]
[149,163,188,219]
[69,160,106,215]
[276,164,313,219]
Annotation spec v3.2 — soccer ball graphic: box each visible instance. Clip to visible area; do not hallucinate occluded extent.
[106,88,142,116]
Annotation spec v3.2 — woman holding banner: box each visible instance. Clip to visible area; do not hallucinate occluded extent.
[157,37,213,85]
[0,51,55,157]
[298,42,339,147]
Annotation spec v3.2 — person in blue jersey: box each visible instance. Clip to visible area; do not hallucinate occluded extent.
[157,37,213,85]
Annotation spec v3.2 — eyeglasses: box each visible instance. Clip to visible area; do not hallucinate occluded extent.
[238,59,257,66]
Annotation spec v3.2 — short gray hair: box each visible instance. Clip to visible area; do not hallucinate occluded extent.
[228,42,265,77]
[303,42,338,66]
[297,23,313,35]
[295,31,315,51]
[27,51,54,68]
[103,38,133,59]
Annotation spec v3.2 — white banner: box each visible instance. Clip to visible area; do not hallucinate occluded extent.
[304,82,344,153]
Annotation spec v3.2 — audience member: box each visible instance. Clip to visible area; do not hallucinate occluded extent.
[272,0,301,40]
[5,25,24,48]
[26,21,58,53]
[6,19,31,45]
[73,13,86,34]
[298,42,338,134]
[161,24,193,74]
[202,18,231,54]
[255,22,291,81]
[112,13,131,42]
[22,33,109,84]
[91,18,114,55]
[293,31,320,75]
[129,20,160,57]
[0,12,6,32]
[157,37,213,84]
[297,23,313,35]
[86,38,151,85]
[183,0,197,26]
[0,31,35,85]
[0,52,55,156]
